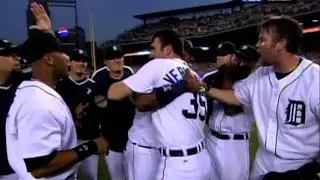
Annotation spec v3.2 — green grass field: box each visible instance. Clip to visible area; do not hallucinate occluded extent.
[79,124,260,180]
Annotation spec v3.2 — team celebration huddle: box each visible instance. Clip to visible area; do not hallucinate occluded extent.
[0,2,319,180]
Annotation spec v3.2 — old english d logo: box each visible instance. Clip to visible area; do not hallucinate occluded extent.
[285,99,306,126]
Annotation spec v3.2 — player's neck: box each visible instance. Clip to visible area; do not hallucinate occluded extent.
[0,72,10,85]
[31,64,57,89]
[165,54,181,60]
[69,73,85,81]
[274,53,300,73]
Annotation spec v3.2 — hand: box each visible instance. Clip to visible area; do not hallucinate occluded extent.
[184,68,202,92]
[29,3,53,34]
[93,137,109,155]
[75,103,89,120]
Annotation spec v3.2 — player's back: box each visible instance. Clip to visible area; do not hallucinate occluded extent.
[150,59,207,147]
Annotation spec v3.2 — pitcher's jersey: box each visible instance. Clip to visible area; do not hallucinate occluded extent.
[234,58,320,160]
[92,66,136,150]
[56,76,100,140]
[208,102,253,133]
[6,80,78,180]
[123,58,207,147]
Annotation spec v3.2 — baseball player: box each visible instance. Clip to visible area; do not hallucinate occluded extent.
[108,29,212,180]
[0,39,25,180]
[202,41,237,87]
[206,16,320,180]
[204,64,253,180]
[56,49,100,180]
[91,45,135,180]
[5,5,108,179]
[183,39,196,65]
[236,44,261,72]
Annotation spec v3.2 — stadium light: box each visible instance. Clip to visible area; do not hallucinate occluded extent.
[312,19,318,23]
[200,46,209,51]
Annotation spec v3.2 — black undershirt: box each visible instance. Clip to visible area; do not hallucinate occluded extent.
[275,58,302,80]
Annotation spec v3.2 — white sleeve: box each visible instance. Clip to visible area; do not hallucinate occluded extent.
[18,107,62,158]
[122,60,160,94]
[6,121,34,179]
[233,71,256,107]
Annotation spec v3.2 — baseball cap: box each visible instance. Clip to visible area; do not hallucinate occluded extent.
[183,39,193,53]
[70,49,89,62]
[18,30,62,64]
[236,45,260,62]
[103,45,124,60]
[216,41,236,56]
[0,39,19,56]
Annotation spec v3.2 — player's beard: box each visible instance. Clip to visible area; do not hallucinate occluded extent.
[76,72,84,76]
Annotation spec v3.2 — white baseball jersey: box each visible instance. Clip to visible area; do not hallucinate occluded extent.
[6,80,78,180]
[126,110,158,147]
[123,58,207,148]
[209,102,253,133]
[234,58,320,160]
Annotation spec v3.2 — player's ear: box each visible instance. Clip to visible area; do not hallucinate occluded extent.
[163,44,172,55]
[275,38,287,52]
[43,54,54,66]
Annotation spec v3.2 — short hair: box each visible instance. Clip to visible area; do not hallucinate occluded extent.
[259,15,303,54]
[151,29,184,58]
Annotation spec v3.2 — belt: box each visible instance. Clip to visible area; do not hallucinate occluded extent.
[160,140,205,157]
[132,142,157,150]
[211,130,249,140]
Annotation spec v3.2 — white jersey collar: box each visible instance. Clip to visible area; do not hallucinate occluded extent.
[19,80,63,100]
[269,57,313,89]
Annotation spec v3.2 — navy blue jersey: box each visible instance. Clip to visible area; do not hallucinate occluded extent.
[92,66,136,152]
[0,71,31,175]
[56,76,100,140]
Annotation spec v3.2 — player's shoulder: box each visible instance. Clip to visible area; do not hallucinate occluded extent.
[302,58,319,80]
[17,82,61,108]
[201,70,218,80]
[91,66,109,80]
[123,65,134,74]
[304,58,320,71]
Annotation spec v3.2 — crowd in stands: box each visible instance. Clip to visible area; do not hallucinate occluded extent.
[116,0,319,43]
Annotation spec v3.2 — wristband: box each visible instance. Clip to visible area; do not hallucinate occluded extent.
[73,141,98,161]
[155,80,188,108]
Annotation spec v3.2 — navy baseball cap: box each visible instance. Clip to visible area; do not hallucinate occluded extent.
[18,30,62,64]
[103,45,124,60]
[216,41,236,56]
[0,39,19,56]
[70,49,89,62]
[236,45,260,62]
[183,39,197,56]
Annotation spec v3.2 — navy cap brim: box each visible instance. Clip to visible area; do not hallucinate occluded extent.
[236,50,248,59]
[104,51,124,60]
[216,50,232,56]
[0,44,21,56]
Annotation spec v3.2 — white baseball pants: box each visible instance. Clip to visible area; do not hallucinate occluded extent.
[104,151,127,180]
[205,132,250,180]
[125,141,160,180]
[77,140,99,180]
[155,141,212,180]
[0,174,19,180]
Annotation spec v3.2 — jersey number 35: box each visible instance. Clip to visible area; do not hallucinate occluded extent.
[182,92,207,121]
